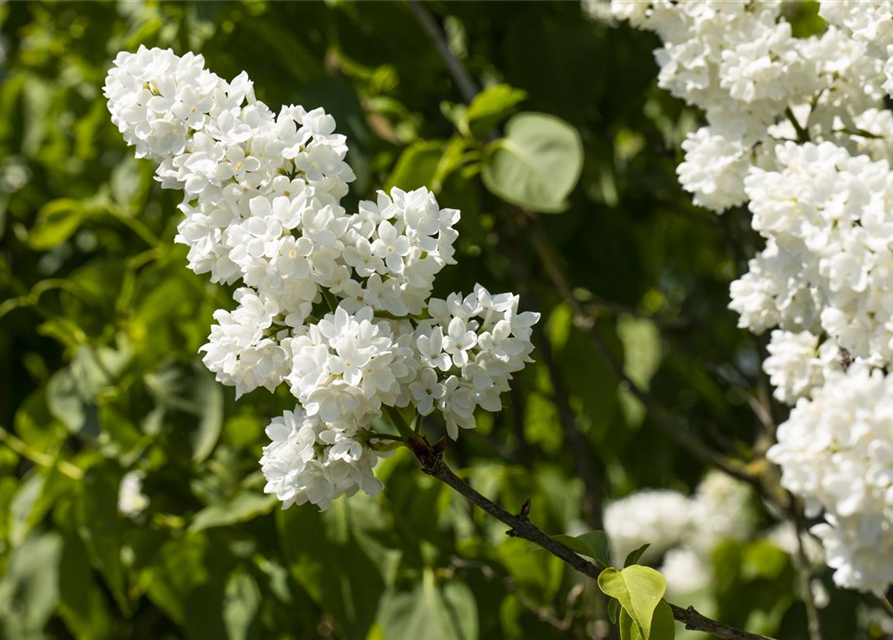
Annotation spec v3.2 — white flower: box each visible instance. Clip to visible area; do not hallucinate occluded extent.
[660,548,711,598]
[107,48,539,511]
[604,490,692,563]
[768,366,893,594]
[371,220,411,274]
[689,470,754,556]
[678,126,751,213]
[444,316,478,367]
[613,0,893,594]
[118,471,149,518]
[763,330,845,405]
[409,368,445,416]
[260,407,382,511]
[416,326,451,371]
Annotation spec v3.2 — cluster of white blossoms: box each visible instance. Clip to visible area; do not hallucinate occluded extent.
[612,0,893,593]
[605,472,754,597]
[768,367,893,594]
[105,46,538,511]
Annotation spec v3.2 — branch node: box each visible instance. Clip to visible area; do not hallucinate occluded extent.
[410,436,443,475]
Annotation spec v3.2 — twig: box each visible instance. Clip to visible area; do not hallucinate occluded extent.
[499,224,605,530]
[791,499,824,640]
[406,0,756,490]
[406,6,782,638]
[785,107,811,144]
[518,212,766,489]
[0,426,83,480]
[408,436,775,640]
[534,319,605,530]
[406,0,479,104]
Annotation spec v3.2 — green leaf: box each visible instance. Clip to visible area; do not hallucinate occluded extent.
[14,387,67,451]
[608,597,620,625]
[624,543,651,568]
[384,140,447,192]
[46,343,133,437]
[9,463,72,549]
[441,101,470,137]
[0,476,17,544]
[578,530,611,566]
[278,503,384,639]
[77,460,130,614]
[497,536,564,601]
[58,528,113,640]
[143,534,214,626]
[481,112,583,213]
[465,84,527,139]
[552,529,610,566]
[28,198,86,250]
[191,372,223,463]
[110,155,153,211]
[619,607,636,640]
[222,567,261,640]
[189,492,277,532]
[145,363,223,463]
[9,472,43,548]
[378,570,478,640]
[617,600,675,640]
[46,367,98,437]
[598,566,667,640]
[618,316,662,426]
[650,600,676,640]
[741,539,790,582]
[618,317,662,390]
[0,532,63,639]
[432,136,470,192]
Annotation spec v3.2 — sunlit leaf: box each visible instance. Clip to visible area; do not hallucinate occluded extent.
[189,491,277,532]
[598,565,667,640]
[0,532,63,638]
[465,84,527,139]
[481,112,583,213]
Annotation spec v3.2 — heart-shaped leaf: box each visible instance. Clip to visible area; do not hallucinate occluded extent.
[481,112,583,213]
[598,565,667,639]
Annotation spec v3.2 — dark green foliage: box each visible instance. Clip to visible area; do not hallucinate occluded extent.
[0,1,869,639]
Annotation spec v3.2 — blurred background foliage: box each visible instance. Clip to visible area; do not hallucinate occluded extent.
[0,1,877,639]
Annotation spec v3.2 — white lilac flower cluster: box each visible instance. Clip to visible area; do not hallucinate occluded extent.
[604,472,754,598]
[612,0,893,593]
[768,367,893,594]
[105,46,539,511]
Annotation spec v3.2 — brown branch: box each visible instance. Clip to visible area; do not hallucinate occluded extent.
[406,6,782,639]
[409,437,775,640]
